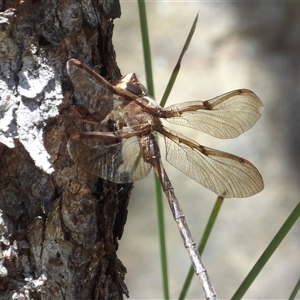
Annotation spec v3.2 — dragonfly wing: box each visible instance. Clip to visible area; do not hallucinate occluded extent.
[163,127,264,198]
[163,89,263,139]
[68,133,152,183]
[67,59,127,120]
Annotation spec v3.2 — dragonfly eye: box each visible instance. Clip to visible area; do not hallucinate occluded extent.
[115,73,145,96]
[125,82,148,96]
[124,82,143,95]
[137,83,148,95]
[117,72,149,96]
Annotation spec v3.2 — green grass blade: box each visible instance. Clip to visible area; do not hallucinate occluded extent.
[137,0,154,96]
[289,277,300,300]
[179,196,224,300]
[137,1,169,299]
[160,12,198,107]
[231,200,300,300]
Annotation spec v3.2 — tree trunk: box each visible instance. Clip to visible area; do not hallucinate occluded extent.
[0,1,132,299]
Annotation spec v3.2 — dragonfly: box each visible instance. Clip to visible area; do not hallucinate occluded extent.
[66,58,264,299]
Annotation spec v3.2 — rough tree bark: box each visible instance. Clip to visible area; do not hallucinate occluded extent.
[0,1,132,299]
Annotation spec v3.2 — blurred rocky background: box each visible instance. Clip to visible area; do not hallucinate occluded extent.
[113,2,299,299]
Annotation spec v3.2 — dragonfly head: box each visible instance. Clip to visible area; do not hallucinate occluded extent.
[116,73,148,97]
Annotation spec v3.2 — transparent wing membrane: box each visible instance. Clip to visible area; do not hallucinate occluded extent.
[164,89,263,139]
[162,127,263,197]
[68,134,152,183]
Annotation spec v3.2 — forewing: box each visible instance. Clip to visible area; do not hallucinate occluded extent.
[67,59,127,120]
[68,134,152,183]
[162,127,264,198]
[163,89,263,139]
